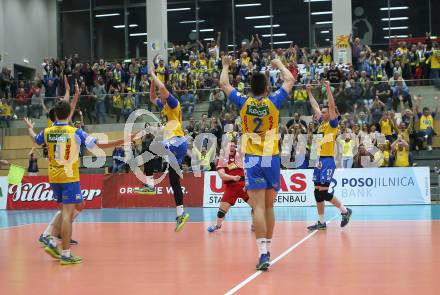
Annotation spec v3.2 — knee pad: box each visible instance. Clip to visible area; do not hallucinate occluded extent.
[314,188,325,203]
[217,209,226,219]
[324,191,334,201]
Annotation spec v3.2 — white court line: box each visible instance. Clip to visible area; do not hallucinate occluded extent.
[224,215,339,295]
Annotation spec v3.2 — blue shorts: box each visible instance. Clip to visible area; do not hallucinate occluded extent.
[244,155,281,191]
[313,156,336,185]
[50,182,83,204]
[163,136,188,165]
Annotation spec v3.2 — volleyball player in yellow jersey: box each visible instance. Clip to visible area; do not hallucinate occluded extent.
[134,69,190,232]
[24,101,138,265]
[220,56,295,271]
[306,81,352,231]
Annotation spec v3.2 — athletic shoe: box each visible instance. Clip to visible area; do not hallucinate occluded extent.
[175,212,190,232]
[44,244,60,259]
[56,236,78,246]
[133,185,155,195]
[60,255,82,265]
[307,221,327,231]
[39,234,50,247]
[256,254,270,271]
[207,224,221,233]
[341,208,353,228]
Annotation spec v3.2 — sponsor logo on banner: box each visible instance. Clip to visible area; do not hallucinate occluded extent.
[203,171,315,207]
[203,167,431,207]
[102,173,203,208]
[7,175,103,209]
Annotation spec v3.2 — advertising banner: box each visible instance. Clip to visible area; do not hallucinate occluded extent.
[7,175,104,210]
[102,173,204,208]
[203,167,431,207]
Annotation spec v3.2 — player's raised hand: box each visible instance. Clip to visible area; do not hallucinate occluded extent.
[23,117,34,129]
[270,59,283,69]
[323,80,331,89]
[222,55,232,67]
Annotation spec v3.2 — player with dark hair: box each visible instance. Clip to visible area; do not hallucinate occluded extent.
[220,56,295,271]
[306,81,352,231]
[134,70,190,232]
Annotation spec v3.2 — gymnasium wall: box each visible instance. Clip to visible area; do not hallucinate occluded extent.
[0,0,57,72]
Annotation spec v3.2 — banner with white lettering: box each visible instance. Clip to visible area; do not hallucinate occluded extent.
[7,175,103,209]
[203,167,431,207]
[0,177,7,209]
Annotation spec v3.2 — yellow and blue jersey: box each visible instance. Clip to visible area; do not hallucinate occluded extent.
[35,122,96,183]
[156,94,185,140]
[317,118,339,157]
[228,88,288,156]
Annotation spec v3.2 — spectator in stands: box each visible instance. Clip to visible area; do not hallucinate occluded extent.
[339,133,355,168]
[390,137,412,167]
[353,144,374,168]
[286,113,307,130]
[112,146,125,173]
[123,92,135,121]
[41,77,59,105]
[370,97,386,127]
[353,104,370,125]
[92,78,107,124]
[291,84,308,116]
[430,42,440,88]
[112,88,123,123]
[14,88,29,118]
[180,88,196,120]
[379,112,395,143]
[345,79,362,106]
[195,114,210,134]
[30,88,43,118]
[208,88,224,117]
[0,67,13,98]
[113,63,126,84]
[27,148,39,176]
[415,96,438,151]
[391,78,412,111]
[375,77,392,107]
[137,75,149,110]
[0,98,13,128]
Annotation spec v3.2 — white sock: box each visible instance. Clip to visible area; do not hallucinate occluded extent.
[43,211,61,236]
[256,238,267,256]
[319,214,325,223]
[176,205,184,217]
[146,176,154,187]
[266,239,272,253]
[61,249,71,257]
[339,204,348,214]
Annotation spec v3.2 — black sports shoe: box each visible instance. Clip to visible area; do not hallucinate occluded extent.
[307,221,327,231]
[340,208,352,228]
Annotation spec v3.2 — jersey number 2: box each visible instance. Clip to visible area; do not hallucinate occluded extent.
[253,117,262,133]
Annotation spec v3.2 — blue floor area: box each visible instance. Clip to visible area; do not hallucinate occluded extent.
[1,205,439,229]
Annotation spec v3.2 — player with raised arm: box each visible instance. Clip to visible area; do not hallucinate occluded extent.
[220,56,295,271]
[25,100,139,265]
[134,70,190,232]
[306,81,352,231]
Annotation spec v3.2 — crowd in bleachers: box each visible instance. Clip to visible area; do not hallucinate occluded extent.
[1,33,440,173]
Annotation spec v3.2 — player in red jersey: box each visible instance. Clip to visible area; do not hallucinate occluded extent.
[207,141,252,232]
